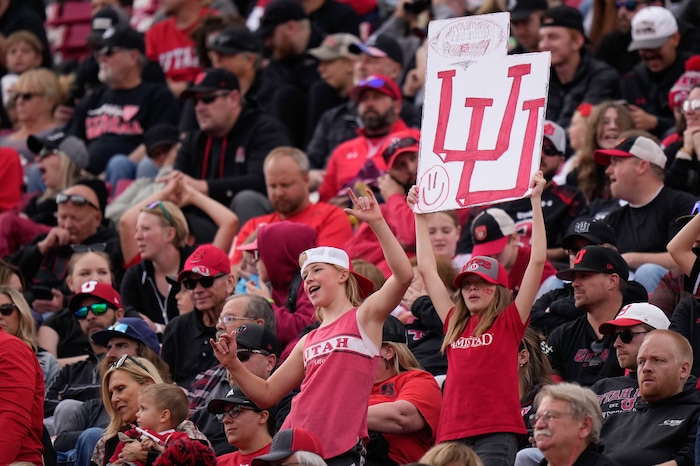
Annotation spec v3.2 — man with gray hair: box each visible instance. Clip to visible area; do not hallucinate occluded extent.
[532,383,618,466]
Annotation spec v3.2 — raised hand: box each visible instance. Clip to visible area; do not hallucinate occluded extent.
[344,188,383,224]
[210,332,239,369]
[530,170,546,199]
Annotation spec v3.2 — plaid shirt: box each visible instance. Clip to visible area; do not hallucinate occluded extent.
[187,364,231,413]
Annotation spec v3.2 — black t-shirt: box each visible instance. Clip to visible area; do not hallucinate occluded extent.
[308,0,360,37]
[545,315,624,386]
[66,81,181,174]
[590,374,641,419]
[41,309,90,359]
[602,186,696,257]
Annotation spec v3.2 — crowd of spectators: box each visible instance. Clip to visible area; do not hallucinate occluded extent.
[6,0,700,464]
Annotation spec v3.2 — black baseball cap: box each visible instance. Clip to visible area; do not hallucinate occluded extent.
[207,26,261,55]
[349,34,404,66]
[383,315,407,343]
[143,124,180,156]
[540,5,586,36]
[235,324,281,358]
[100,25,145,54]
[561,218,617,250]
[557,245,629,281]
[257,0,307,39]
[207,387,262,414]
[88,7,127,46]
[181,68,240,99]
[510,0,548,21]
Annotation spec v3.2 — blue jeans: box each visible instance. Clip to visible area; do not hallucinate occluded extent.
[456,432,519,466]
[105,155,158,190]
[57,427,104,466]
[514,447,544,466]
[631,263,668,295]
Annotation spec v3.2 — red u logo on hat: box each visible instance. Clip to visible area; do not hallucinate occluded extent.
[574,249,587,264]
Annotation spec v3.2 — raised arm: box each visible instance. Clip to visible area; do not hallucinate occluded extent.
[177,184,239,253]
[408,186,454,323]
[210,331,305,408]
[347,189,413,328]
[667,212,700,276]
[514,171,548,324]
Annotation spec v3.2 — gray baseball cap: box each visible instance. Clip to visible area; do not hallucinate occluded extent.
[27,131,89,170]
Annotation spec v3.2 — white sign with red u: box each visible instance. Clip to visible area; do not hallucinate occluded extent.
[415,12,551,212]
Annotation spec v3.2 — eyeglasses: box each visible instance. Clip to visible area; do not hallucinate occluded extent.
[146,200,174,227]
[614,0,644,9]
[70,243,107,254]
[614,328,649,344]
[217,315,255,326]
[382,136,419,164]
[110,354,149,372]
[97,46,127,57]
[12,92,41,102]
[0,303,17,316]
[237,348,270,362]
[542,144,562,156]
[588,340,605,370]
[57,193,100,211]
[194,92,230,105]
[215,404,257,423]
[74,302,113,319]
[182,273,226,290]
[529,410,572,424]
[682,99,700,114]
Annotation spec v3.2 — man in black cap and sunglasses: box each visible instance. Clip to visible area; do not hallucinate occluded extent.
[543,245,630,386]
[8,180,121,309]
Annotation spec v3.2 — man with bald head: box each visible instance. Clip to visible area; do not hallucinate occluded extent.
[601,329,700,466]
[9,179,120,305]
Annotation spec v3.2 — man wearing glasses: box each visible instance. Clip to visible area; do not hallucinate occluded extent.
[543,245,629,386]
[591,302,670,417]
[170,67,290,226]
[8,179,119,308]
[162,244,235,387]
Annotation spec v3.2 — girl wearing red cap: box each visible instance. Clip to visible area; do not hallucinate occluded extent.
[211,188,412,466]
[408,171,547,466]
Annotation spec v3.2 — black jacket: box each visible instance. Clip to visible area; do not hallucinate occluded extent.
[546,49,619,130]
[45,353,102,416]
[174,105,290,205]
[538,444,622,466]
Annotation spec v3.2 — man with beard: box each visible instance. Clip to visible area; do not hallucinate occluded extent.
[344,129,421,275]
[620,7,691,138]
[229,146,352,271]
[65,25,180,186]
[317,74,409,206]
[531,383,618,466]
[600,330,700,466]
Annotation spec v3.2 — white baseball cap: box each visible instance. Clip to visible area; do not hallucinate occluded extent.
[599,302,670,334]
[593,135,667,169]
[300,247,374,299]
[543,120,566,154]
[628,6,678,51]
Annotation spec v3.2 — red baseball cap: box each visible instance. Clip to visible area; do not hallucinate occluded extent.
[177,244,231,281]
[380,129,420,169]
[453,256,509,289]
[68,280,122,312]
[349,74,401,102]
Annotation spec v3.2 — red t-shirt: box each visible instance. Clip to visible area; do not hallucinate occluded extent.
[438,302,527,442]
[145,8,213,83]
[369,370,442,464]
[216,443,271,466]
[230,202,352,266]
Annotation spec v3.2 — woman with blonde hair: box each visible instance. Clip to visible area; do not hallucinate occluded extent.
[420,442,484,466]
[0,285,59,387]
[566,101,634,202]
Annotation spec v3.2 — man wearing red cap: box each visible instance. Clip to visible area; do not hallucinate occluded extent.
[317,74,409,206]
[162,244,235,387]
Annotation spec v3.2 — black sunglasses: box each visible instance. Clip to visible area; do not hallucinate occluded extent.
[194,92,230,105]
[71,243,107,254]
[542,144,562,156]
[237,348,270,362]
[13,92,41,102]
[97,46,127,57]
[0,303,17,316]
[56,193,100,211]
[182,273,226,290]
[382,136,418,164]
[614,328,649,344]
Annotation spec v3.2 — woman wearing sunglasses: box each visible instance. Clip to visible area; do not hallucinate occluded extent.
[212,189,412,466]
[0,284,59,387]
[118,178,238,328]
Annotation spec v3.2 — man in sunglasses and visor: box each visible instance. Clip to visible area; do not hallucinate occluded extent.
[162,244,235,387]
[590,302,670,417]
